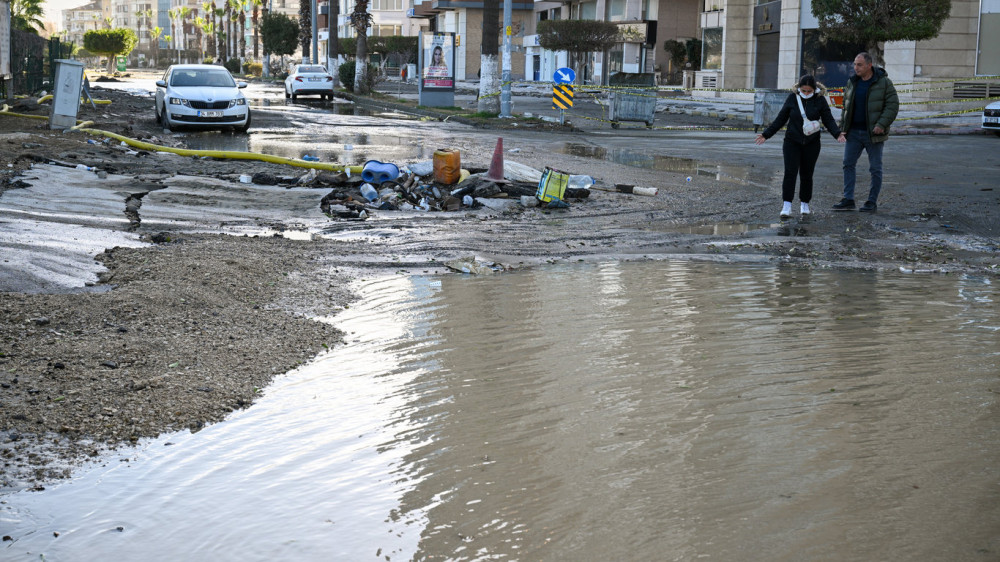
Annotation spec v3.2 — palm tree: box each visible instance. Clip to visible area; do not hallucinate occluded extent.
[167,8,180,62]
[351,0,373,94]
[250,0,263,61]
[299,0,311,62]
[177,7,192,62]
[238,0,247,62]
[139,9,155,59]
[195,16,207,61]
[202,2,216,58]
[151,26,163,67]
[10,0,45,34]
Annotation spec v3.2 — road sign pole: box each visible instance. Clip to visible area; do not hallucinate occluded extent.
[560,108,565,125]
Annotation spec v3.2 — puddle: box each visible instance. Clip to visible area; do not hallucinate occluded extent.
[3,261,998,561]
[650,220,777,235]
[182,129,430,164]
[557,142,772,184]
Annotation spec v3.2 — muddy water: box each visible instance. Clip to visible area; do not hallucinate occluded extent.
[3,261,999,561]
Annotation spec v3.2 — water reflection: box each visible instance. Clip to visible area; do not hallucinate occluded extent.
[3,262,998,561]
[557,142,771,184]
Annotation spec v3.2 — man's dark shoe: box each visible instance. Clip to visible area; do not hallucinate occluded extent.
[832,198,856,211]
[859,201,878,213]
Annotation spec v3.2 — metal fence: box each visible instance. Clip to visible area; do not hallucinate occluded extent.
[4,30,74,97]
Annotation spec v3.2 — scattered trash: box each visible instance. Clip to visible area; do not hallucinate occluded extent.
[433,148,462,184]
[567,175,594,189]
[302,155,320,162]
[504,161,543,183]
[75,164,95,172]
[520,195,538,207]
[344,144,353,151]
[610,184,659,197]
[360,183,378,201]
[361,160,400,184]
[239,174,252,184]
[445,256,510,275]
[536,167,569,203]
[86,139,99,145]
[409,160,433,176]
[463,195,474,206]
[686,176,693,182]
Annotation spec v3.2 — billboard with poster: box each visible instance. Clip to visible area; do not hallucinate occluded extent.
[421,32,454,90]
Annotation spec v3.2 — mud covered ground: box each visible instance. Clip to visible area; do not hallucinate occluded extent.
[1,86,998,491]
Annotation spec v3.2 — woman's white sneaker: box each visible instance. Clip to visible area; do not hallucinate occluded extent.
[801,202,811,215]
[780,201,792,219]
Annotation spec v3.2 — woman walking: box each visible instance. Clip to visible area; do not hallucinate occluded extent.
[755,75,846,219]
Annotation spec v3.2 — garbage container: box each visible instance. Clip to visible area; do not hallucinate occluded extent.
[753,88,790,132]
[608,72,657,129]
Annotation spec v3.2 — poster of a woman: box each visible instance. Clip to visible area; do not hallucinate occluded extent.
[422,33,454,89]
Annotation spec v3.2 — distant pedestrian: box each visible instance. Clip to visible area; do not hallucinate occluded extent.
[833,52,899,213]
[756,75,846,219]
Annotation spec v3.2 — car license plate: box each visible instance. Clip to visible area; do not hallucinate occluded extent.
[308,77,323,82]
[985,116,999,124]
[198,110,223,117]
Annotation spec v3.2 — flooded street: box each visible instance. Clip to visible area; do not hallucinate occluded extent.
[3,260,998,561]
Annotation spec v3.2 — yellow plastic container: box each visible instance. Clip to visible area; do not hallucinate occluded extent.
[433,149,461,185]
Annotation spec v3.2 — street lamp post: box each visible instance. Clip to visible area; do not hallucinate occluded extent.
[500,0,512,118]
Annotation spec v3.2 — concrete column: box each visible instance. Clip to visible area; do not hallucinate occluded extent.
[722,0,753,90]
[777,0,800,88]
[622,0,643,72]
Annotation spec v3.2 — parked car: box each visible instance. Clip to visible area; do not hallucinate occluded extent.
[284,64,335,100]
[155,64,251,132]
[983,101,1000,136]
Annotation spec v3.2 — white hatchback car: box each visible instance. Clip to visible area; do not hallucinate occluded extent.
[155,64,250,132]
[983,101,1000,136]
[284,64,335,100]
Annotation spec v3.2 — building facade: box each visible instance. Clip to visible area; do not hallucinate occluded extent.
[697,0,1000,100]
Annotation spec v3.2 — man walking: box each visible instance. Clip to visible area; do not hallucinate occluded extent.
[833,52,899,213]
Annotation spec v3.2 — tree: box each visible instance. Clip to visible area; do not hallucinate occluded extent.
[812,0,951,67]
[11,0,45,33]
[351,0,373,94]
[250,0,263,60]
[151,26,163,67]
[299,0,312,62]
[537,20,620,80]
[478,0,499,113]
[238,0,247,61]
[84,28,139,73]
[261,11,299,60]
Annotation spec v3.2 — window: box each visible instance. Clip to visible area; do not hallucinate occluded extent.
[372,0,402,10]
[573,1,596,20]
[702,27,722,70]
[606,0,625,20]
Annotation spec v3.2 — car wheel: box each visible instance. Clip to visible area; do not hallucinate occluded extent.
[239,110,252,133]
[291,92,297,101]
[285,87,290,99]
[155,103,161,124]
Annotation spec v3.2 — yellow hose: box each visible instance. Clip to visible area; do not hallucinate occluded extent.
[0,108,361,173]
[37,94,111,105]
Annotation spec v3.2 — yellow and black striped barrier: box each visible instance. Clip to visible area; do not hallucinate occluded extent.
[552,85,574,109]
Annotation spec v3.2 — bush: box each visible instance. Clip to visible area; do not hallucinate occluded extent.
[203,56,215,64]
[338,60,379,93]
[224,58,241,74]
[243,61,263,77]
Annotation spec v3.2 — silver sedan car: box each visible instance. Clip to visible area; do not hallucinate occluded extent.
[284,64,335,100]
[155,64,251,132]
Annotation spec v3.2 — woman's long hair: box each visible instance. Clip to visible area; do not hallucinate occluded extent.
[795,74,826,94]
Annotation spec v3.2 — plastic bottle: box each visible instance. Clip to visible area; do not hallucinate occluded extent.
[360,183,378,202]
[75,164,95,171]
[302,155,320,162]
[567,175,594,189]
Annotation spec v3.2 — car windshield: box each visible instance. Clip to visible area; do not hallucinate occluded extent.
[170,69,236,88]
[298,66,327,74]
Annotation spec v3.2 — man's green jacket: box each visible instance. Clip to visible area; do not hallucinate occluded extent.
[839,67,899,143]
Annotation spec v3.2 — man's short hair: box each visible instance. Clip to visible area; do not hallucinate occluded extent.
[857,52,873,64]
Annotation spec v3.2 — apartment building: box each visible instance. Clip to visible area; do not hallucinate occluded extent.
[62,0,111,47]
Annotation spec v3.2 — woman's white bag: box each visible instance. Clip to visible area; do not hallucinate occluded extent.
[797,95,822,136]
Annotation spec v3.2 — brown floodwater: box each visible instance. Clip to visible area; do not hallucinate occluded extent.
[2,261,998,561]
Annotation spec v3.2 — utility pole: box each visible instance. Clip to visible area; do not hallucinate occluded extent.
[500,0,512,118]
[311,0,319,65]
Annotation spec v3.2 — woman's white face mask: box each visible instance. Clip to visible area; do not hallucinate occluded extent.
[798,88,815,99]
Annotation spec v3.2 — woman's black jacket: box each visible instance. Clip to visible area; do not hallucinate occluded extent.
[761,92,842,144]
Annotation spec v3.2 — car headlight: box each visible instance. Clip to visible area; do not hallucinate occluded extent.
[169,97,189,107]
[229,98,246,108]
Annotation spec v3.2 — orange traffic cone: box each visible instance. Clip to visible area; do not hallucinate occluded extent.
[485,137,509,183]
